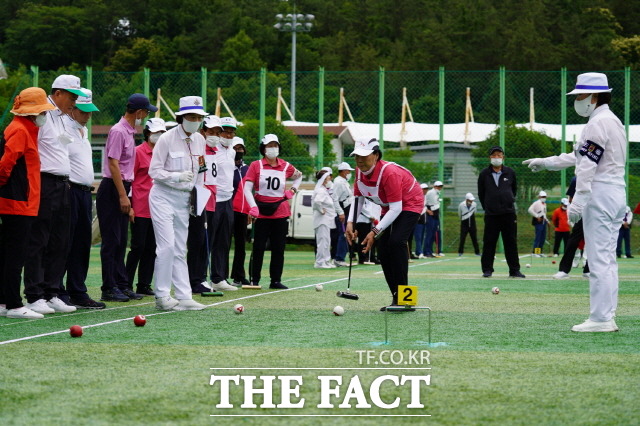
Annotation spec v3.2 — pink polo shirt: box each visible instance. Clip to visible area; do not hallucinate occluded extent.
[102,117,136,181]
[354,160,424,215]
[131,142,153,218]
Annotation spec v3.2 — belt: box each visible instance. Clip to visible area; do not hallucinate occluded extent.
[70,182,94,192]
[42,172,69,182]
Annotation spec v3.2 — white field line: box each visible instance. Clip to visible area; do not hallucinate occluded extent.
[0,277,347,346]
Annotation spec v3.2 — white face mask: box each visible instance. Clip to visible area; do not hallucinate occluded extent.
[265,147,279,159]
[35,114,47,127]
[325,180,333,189]
[574,95,596,117]
[135,118,142,126]
[490,157,503,167]
[149,133,161,144]
[540,198,546,203]
[345,173,351,181]
[182,119,201,134]
[206,135,219,148]
[219,137,233,147]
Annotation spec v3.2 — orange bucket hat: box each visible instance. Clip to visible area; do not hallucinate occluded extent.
[10,87,56,116]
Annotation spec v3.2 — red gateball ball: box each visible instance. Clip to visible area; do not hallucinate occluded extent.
[69,325,83,338]
[552,260,556,264]
[133,315,147,327]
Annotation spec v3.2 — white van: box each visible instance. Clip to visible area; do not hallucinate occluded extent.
[287,189,315,241]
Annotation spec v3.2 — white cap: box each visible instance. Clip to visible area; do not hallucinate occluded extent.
[232,136,245,148]
[145,118,166,133]
[350,138,380,156]
[561,197,569,206]
[203,115,222,129]
[321,166,333,174]
[539,190,547,197]
[175,96,207,116]
[220,116,237,128]
[337,162,355,171]
[420,183,429,189]
[75,89,99,112]
[262,133,279,145]
[433,181,443,187]
[567,72,612,95]
[466,192,475,201]
[51,74,85,96]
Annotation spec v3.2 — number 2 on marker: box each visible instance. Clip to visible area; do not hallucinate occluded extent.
[398,285,418,306]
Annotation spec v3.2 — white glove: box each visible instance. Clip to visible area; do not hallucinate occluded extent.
[522,158,547,172]
[178,170,194,182]
[568,192,590,224]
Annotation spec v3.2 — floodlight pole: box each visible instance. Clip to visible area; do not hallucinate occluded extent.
[291,15,297,118]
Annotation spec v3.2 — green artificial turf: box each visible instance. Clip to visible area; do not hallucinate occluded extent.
[1,248,639,424]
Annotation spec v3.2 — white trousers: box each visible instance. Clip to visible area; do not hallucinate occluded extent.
[315,224,331,265]
[149,185,192,300]
[583,182,625,322]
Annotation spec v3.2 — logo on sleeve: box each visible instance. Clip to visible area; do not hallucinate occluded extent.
[578,140,604,164]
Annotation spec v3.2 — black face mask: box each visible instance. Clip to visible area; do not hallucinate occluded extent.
[235,151,245,161]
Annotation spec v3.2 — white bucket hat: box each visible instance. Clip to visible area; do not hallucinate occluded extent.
[232,136,245,148]
[175,96,207,116]
[566,72,612,95]
[539,190,547,197]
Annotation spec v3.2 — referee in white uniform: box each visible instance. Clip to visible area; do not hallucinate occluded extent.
[524,72,626,332]
[149,96,208,311]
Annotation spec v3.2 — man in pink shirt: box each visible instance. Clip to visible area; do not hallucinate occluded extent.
[125,118,165,296]
[97,93,157,302]
[345,138,424,311]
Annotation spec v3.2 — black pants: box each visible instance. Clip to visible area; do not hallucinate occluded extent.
[125,217,156,289]
[207,199,234,283]
[63,185,93,301]
[481,213,521,274]
[231,212,248,282]
[24,173,70,303]
[559,220,584,274]
[251,217,288,285]
[377,211,419,304]
[187,212,208,287]
[96,178,131,292]
[458,217,480,255]
[355,221,376,263]
[0,215,34,309]
[553,231,570,255]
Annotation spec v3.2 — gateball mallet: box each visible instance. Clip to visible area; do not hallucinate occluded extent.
[337,197,360,301]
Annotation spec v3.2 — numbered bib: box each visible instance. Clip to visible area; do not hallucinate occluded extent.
[205,155,217,185]
[257,164,288,198]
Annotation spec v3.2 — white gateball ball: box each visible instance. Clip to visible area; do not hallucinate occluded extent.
[233,304,244,314]
[333,306,344,316]
[315,284,323,292]
[525,263,531,268]
[491,287,500,295]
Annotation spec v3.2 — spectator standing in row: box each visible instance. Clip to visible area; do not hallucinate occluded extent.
[616,205,633,258]
[0,88,55,319]
[125,118,166,296]
[230,137,250,286]
[313,167,337,269]
[551,198,570,257]
[457,192,480,256]
[424,181,443,257]
[528,190,548,256]
[413,183,428,258]
[331,162,354,267]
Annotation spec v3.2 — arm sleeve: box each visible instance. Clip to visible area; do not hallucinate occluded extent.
[243,180,257,209]
[331,190,344,215]
[575,121,608,194]
[457,203,463,219]
[477,173,485,209]
[528,202,537,217]
[545,152,577,171]
[628,211,633,225]
[373,201,402,233]
[148,136,180,183]
[0,131,26,186]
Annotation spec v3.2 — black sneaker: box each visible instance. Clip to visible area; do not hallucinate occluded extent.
[627,255,634,259]
[509,271,526,278]
[121,288,143,300]
[482,272,492,278]
[101,288,129,302]
[410,253,419,260]
[269,282,288,289]
[72,298,106,309]
[136,285,155,296]
[191,283,210,294]
[233,278,250,286]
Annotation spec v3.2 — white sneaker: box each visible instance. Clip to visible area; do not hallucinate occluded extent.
[572,257,580,268]
[418,254,426,259]
[326,262,337,268]
[47,297,77,313]
[156,296,179,310]
[0,304,7,316]
[211,280,238,291]
[571,318,619,332]
[173,299,206,311]
[553,271,570,279]
[201,281,213,290]
[6,306,44,319]
[553,254,559,258]
[438,253,445,257]
[583,272,591,278]
[334,260,349,267]
[26,299,55,314]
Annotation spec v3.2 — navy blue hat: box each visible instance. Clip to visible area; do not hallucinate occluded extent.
[489,146,504,155]
[127,93,158,112]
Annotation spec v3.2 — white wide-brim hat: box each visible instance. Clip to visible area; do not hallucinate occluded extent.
[566,72,612,95]
[175,96,208,116]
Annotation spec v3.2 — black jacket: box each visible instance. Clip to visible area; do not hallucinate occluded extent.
[477,165,517,216]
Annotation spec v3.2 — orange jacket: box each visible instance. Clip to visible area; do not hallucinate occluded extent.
[0,116,41,216]
[551,207,570,232]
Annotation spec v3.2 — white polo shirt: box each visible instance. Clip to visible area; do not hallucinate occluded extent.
[212,144,236,202]
[38,96,72,176]
[65,115,94,186]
